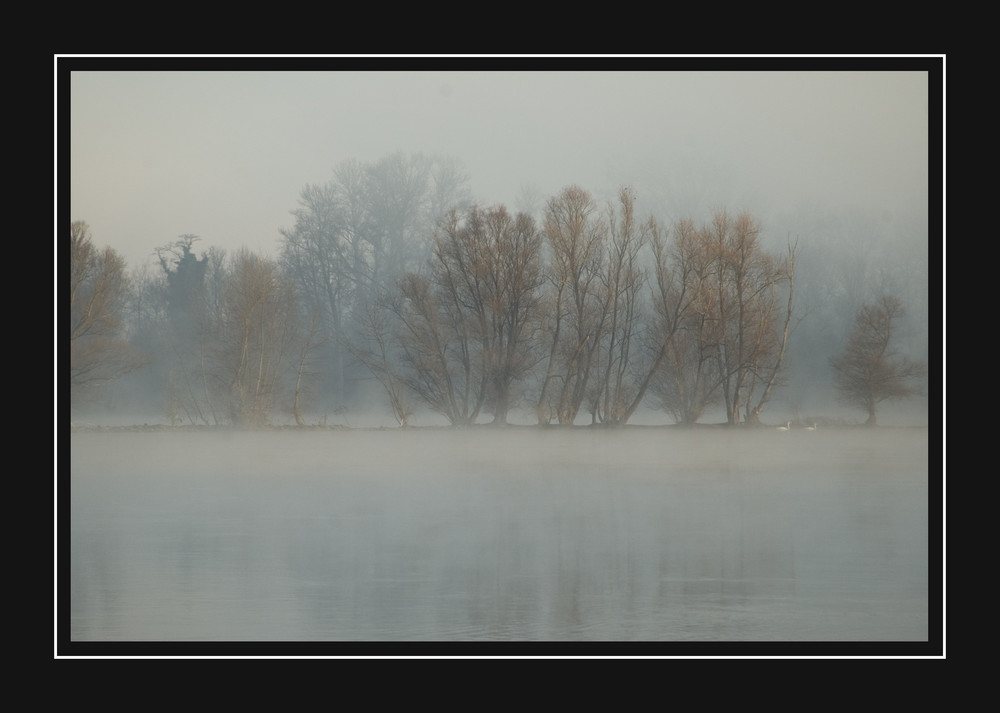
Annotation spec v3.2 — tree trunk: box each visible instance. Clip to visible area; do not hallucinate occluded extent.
[492,381,509,426]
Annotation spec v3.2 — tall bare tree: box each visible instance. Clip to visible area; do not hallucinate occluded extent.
[830,293,926,425]
[479,207,545,424]
[741,238,797,425]
[70,221,146,407]
[534,186,608,425]
[704,211,796,425]
[589,188,654,425]
[279,181,352,400]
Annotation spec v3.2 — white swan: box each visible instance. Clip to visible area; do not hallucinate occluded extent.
[804,423,817,431]
[777,420,791,431]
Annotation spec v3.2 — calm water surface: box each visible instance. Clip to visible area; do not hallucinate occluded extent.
[67,427,932,647]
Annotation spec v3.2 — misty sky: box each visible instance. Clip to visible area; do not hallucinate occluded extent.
[65,58,935,270]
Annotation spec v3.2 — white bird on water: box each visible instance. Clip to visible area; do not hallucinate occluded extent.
[777,420,791,431]
[804,423,817,431]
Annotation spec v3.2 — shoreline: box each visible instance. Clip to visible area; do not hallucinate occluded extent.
[68,421,928,433]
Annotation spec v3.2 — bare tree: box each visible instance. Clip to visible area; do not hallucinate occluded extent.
[648,218,723,425]
[70,221,146,407]
[280,153,472,406]
[830,294,926,425]
[704,211,796,425]
[290,309,328,426]
[742,238,797,425]
[346,293,413,427]
[479,207,545,424]
[280,182,352,399]
[534,186,607,425]
[215,250,302,427]
[642,211,796,426]
[589,188,653,425]
[395,205,543,426]
[395,270,482,426]
[364,152,472,285]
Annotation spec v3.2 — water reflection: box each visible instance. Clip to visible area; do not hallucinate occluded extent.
[68,428,930,643]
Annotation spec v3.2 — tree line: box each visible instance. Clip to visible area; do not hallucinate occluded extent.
[69,153,927,428]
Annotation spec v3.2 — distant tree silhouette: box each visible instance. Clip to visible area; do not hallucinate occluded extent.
[830,294,927,425]
[153,236,219,424]
[279,152,472,406]
[70,221,146,407]
[346,292,413,427]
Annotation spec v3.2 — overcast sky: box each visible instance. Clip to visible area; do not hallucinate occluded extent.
[65,58,935,270]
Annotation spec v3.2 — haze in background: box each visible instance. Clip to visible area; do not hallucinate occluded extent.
[63,58,936,428]
[67,63,931,271]
[63,61,938,653]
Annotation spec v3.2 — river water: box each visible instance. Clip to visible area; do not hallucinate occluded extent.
[64,426,936,654]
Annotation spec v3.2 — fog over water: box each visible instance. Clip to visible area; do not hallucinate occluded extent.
[62,57,940,655]
[67,426,933,651]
